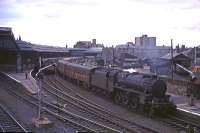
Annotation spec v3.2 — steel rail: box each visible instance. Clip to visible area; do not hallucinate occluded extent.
[42,81,131,132]
[0,124,5,133]
[4,70,118,132]
[2,84,98,132]
[45,76,158,133]
[0,104,28,132]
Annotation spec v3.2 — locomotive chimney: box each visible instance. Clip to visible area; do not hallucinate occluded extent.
[92,39,96,45]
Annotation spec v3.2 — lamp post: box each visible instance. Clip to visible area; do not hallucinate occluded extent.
[194,46,197,66]
[37,72,43,119]
[32,66,53,128]
[171,39,174,81]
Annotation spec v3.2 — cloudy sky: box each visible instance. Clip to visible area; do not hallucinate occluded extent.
[1,0,200,47]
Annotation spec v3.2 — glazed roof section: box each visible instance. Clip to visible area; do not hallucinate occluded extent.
[15,40,69,53]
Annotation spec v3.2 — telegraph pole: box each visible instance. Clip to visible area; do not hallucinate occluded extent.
[194,46,197,66]
[33,67,52,128]
[112,45,114,67]
[37,72,43,119]
[171,39,174,80]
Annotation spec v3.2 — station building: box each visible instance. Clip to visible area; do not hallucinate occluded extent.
[0,27,19,72]
[115,43,171,59]
[135,35,156,47]
[151,51,192,75]
[0,27,69,72]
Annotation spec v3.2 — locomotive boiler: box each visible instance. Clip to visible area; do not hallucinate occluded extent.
[115,72,175,115]
[57,59,176,116]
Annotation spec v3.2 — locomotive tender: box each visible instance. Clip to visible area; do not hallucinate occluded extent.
[57,59,176,116]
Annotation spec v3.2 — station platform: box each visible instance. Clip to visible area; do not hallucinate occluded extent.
[170,93,200,118]
[177,103,200,117]
[6,71,38,95]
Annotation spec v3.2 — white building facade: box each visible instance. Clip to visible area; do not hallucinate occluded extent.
[135,35,156,47]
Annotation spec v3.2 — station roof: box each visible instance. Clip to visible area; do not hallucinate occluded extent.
[15,40,33,51]
[32,44,68,53]
[0,27,12,32]
[67,48,87,51]
[15,40,102,54]
[67,47,102,55]
[15,40,69,53]
[160,51,191,60]
[181,48,193,56]
[84,47,102,53]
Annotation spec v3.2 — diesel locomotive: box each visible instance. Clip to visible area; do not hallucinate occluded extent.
[57,59,176,116]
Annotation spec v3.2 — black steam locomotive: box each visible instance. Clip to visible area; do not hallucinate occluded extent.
[57,59,176,116]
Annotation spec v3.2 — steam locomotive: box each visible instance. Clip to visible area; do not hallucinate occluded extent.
[57,59,176,116]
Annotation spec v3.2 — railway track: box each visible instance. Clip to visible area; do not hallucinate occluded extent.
[3,68,200,132]
[1,76,120,132]
[160,114,200,132]
[44,76,158,133]
[47,76,108,112]
[47,75,200,133]
[0,104,28,133]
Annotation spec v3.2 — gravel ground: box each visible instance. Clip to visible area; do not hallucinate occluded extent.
[56,76,178,133]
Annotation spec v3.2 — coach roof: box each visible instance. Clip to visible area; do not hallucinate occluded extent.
[58,60,96,72]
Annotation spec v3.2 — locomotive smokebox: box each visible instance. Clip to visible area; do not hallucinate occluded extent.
[151,80,167,97]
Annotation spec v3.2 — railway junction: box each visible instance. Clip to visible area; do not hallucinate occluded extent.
[0,27,200,133]
[0,62,199,133]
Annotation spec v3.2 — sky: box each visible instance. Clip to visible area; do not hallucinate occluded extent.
[0,0,200,47]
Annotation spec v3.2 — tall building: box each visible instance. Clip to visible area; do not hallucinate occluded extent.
[102,47,114,65]
[115,43,171,59]
[74,39,103,48]
[135,35,156,47]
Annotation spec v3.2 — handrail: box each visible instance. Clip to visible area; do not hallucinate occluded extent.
[29,70,38,91]
[30,69,37,82]
[35,63,56,79]
[29,63,56,92]
[176,63,196,81]
[31,63,56,119]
